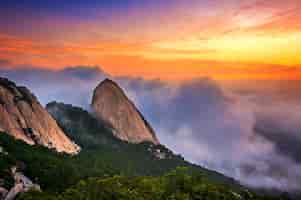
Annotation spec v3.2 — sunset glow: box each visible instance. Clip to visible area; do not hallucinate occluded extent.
[2,1,301,194]
[1,0,301,80]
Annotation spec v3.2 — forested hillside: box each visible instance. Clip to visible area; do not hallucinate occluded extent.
[0,102,287,200]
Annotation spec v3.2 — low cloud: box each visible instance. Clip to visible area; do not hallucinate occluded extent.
[0,66,107,109]
[1,66,301,191]
[118,77,301,191]
[0,59,11,67]
[254,104,301,164]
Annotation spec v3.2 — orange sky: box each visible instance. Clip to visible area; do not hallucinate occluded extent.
[0,0,301,80]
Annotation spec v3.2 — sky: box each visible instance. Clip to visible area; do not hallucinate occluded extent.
[1,0,301,192]
[1,0,301,80]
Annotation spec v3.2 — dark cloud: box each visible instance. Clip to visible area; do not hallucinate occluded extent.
[254,106,301,163]
[61,66,107,80]
[0,59,11,67]
[1,66,301,191]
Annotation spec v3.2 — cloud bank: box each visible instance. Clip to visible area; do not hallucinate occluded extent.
[119,77,301,191]
[1,66,301,191]
[0,66,107,109]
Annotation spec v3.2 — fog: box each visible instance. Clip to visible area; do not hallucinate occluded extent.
[1,66,301,191]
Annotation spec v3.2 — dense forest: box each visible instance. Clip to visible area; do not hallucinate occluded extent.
[19,168,288,200]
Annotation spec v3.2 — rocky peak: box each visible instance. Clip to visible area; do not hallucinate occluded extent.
[91,79,159,144]
[0,77,80,154]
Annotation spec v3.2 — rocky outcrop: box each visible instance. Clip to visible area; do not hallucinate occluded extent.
[1,167,40,200]
[91,79,159,144]
[0,77,80,154]
[0,187,8,200]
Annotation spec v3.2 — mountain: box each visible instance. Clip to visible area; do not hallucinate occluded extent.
[91,79,159,144]
[0,77,80,154]
[0,79,288,200]
[47,102,241,184]
[0,101,283,199]
[46,102,117,148]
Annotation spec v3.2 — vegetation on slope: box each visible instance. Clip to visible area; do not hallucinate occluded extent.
[18,167,287,200]
[0,102,288,199]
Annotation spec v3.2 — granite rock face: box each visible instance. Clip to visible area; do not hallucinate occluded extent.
[91,79,159,144]
[0,77,80,154]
